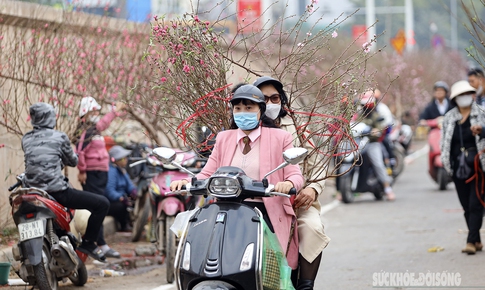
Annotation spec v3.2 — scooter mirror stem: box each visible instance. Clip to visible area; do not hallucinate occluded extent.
[262,161,289,181]
[170,162,197,179]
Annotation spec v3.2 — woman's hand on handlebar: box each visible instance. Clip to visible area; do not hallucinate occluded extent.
[274,181,294,194]
[170,179,189,191]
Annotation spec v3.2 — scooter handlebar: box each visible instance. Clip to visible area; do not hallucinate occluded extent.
[129,160,147,167]
[8,181,22,192]
[164,185,189,196]
[264,186,296,198]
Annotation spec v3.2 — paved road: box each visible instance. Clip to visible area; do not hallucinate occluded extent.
[315,150,485,289]
[5,144,484,290]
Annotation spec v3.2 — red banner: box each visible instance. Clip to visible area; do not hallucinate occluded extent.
[237,0,261,34]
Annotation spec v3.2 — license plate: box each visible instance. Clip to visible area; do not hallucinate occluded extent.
[18,220,44,241]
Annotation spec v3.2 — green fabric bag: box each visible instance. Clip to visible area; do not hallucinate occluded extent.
[261,218,295,290]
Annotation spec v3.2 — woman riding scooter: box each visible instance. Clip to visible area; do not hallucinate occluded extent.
[171,84,304,271]
[254,76,330,290]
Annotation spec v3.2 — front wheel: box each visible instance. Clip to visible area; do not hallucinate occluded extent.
[437,168,449,191]
[165,216,176,284]
[131,192,151,242]
[68,256,88,286]
[340,175,354,204]
[392,146,405,178]
[33,241,58,290]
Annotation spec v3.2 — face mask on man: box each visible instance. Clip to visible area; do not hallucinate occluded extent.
[455,94,474,108]
[265,104,281,120]
[234,112,260,130]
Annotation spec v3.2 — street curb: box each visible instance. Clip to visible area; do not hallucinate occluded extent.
[103,216,118,238]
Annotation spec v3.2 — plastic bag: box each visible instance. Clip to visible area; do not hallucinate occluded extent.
[170,208,198,238]
[261,218,295,290]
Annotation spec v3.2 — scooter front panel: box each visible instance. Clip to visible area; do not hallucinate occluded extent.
[179,202,261,290]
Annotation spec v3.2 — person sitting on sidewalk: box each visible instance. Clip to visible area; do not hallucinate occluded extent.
[106,145,137,232]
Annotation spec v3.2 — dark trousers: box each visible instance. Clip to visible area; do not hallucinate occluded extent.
[453,174,485,244]
[108,201,129,230]
[82,171,109,245]
[50,188,109,242]
[382,135,395,160]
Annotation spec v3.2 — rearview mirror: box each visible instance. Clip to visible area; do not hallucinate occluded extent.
[152,147,197,178]
[283,147,308,165]
[152,147,177,164]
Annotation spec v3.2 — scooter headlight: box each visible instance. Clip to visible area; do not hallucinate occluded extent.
[182,242,191,271]
[239,243,254,271]
[208,177,241,198]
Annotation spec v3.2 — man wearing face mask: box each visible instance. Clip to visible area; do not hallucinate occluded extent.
[418,81,451,125]
[254,76,330,290]
[71,96,126,258]
[440,80,485,255]
[468,68,485,108]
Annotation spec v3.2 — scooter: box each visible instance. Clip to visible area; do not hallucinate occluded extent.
[8,174,88,290]
[129,149,203,283]
[152,146,307,290]
[424,118,451,190]
[126,143,159,242]
[336,123,390,203]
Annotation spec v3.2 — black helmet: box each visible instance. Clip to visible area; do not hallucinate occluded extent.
[231,84,265,104]
[433,81,449,93]
[253,76,288,105]
[230,84,266,117]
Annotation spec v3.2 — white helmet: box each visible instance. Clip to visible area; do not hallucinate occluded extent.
[79,96,101,117]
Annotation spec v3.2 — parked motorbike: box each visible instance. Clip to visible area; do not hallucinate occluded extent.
[126,143,159,242]
[8,174,88,290]
[336,123,392,203]
[152,146,307,290]
[423,118,451,190]
[129,149,204,283]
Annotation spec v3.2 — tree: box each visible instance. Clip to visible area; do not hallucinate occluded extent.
[145,0,384,182]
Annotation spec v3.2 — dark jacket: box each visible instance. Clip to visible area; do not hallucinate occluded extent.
[419,99,451,121]
[361,111,386,142]
[105,163,136,202]
[22,103,78,192]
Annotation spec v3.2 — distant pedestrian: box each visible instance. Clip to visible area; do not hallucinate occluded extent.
[468,68,485,107]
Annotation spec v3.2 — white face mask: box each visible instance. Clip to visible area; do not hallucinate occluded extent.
[455,95,474,108]
[265,104,281,120]
[89,115,101,123]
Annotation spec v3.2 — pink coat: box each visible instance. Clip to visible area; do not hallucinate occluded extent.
[197,126,304,269]
[76,111,118,173]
